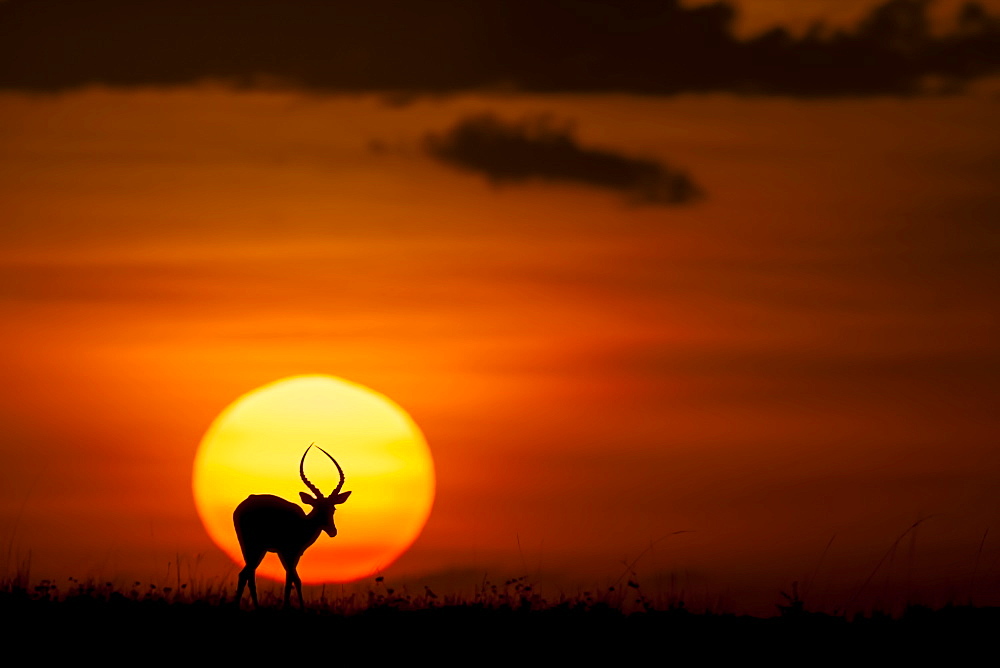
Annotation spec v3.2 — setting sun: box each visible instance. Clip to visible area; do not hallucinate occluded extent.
[192,375,435,583]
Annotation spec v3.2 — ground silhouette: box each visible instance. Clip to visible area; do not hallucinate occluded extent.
[2,579,995,661]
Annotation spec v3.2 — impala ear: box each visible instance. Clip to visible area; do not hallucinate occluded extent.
[332,490,352,505]
[300,492,318,506]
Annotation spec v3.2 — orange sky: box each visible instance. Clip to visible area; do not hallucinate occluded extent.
[1,86,999,614]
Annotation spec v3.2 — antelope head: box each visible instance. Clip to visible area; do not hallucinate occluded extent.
[299,443,352,537]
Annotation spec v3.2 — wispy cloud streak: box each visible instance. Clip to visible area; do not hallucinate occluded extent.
[425,114,701,205]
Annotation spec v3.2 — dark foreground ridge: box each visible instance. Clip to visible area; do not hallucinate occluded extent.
[3,585,996,661]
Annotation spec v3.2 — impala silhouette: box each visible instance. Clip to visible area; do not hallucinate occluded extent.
[233,443,352,609]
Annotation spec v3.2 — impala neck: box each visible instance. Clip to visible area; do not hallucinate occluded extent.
[303,502,335,541]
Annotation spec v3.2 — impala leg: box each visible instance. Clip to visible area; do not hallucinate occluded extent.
[293,565,304,610]
[237,550,265,609]
[279,553,304,609]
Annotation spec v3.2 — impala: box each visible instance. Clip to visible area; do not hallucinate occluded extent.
[233,443,352,609]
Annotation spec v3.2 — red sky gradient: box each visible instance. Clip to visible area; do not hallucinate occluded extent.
[2,3,1000,615]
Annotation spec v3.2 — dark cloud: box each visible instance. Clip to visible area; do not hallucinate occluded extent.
[425,114,701,205]
[0,1,998,96]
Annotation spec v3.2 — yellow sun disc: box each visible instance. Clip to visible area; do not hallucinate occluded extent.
[193,374,435,583]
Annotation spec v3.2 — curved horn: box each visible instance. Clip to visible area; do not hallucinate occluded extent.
[314,445,346,495]
[299,443,324,499]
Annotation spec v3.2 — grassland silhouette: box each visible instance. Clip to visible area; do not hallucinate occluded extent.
[3,565,998,660]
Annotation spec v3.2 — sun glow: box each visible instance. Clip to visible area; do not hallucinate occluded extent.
[193,375,435,583]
